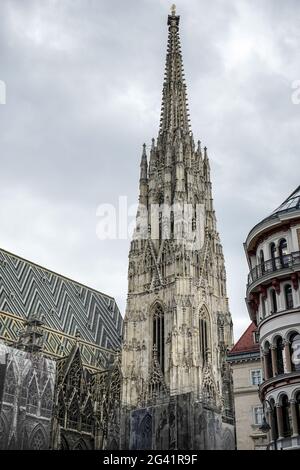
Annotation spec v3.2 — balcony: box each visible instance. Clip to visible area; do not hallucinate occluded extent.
[247,251,300,288]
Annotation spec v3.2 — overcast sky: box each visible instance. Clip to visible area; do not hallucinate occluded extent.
[0,0,300,341]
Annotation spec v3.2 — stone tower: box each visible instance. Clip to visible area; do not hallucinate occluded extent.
[121,7,235,450]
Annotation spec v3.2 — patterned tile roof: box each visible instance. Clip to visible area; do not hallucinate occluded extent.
[0,248,123,355]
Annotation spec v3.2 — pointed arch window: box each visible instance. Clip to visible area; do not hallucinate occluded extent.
[3,362,17,403]
[199,308,210,366]
[31,428,46,450]
[152,304,165,374]
[284,284,293,310]
[27,377,39,414]
[41,380,53,418]
[68,394,80,430]
[170,211,174,238]
[82,398,94,433]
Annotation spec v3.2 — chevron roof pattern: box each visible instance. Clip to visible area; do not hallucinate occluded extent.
[0,248,123,356]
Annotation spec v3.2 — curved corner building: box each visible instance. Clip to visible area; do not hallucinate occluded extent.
[245,186,300,450]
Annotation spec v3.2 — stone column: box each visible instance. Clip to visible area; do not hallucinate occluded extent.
[271,347,278,376]
[263,353,270,380]
[290,399,299,437]
[284,340,292,373]
[276,405,284,439]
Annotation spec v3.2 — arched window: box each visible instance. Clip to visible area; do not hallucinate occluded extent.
[27,377,39,414]
[282,395,292,437]
[270,289,277,313]
[41,381,53,418]
[82,398,94,433]
[264,341,273,378]
[296,391,300,435]
[199,309,210,366]
[284,284,293,310]
[170,211,174,238]
[30,428,46,450]
[270,398,278,440]
[3,363,17,403]
[159,212,162,242]
[139,413,152,450]
[261,296,266,319]
[68,394,80,430]
[279,238,288,268]
[270,242,277,271]
[152,304,165,373]
[259,250,265,275]
[276,337,284,375]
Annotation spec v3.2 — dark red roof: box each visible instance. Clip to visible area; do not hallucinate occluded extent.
[229,322,260,355]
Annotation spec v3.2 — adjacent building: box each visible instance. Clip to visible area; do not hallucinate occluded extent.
[228,322,267,449]
[245,186,300,450]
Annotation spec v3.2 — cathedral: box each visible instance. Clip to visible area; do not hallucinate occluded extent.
[0,8,235,450]
[120,6,234,450]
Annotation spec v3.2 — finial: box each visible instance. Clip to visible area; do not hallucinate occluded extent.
[197,140,201,152]
[142,143,146,155]
[171,4,176,16]
[151,137,155,149]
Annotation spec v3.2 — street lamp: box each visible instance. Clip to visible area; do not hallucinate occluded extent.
[259,398,277,450]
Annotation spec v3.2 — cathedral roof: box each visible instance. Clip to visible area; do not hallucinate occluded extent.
[228,322,260,360]
[0,247,123,358]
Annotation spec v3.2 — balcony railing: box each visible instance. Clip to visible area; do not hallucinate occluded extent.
[247,251,300,287]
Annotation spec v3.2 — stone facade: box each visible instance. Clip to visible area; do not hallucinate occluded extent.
[121,8,235,449]
[0,340,56,449]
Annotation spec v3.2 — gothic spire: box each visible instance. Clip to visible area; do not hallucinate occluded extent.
[159,6,191,136]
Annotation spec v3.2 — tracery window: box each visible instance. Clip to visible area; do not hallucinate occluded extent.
[41,380,53,418]
[68,394,80,430]
[82,398,94,433]
[152,304,165,373]
[27,377,39,414]
[3,363,17,403]
[199,308,210,366]
[31,429,46,450]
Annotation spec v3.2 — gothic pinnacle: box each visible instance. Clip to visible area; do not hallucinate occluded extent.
[140,143,148,181]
